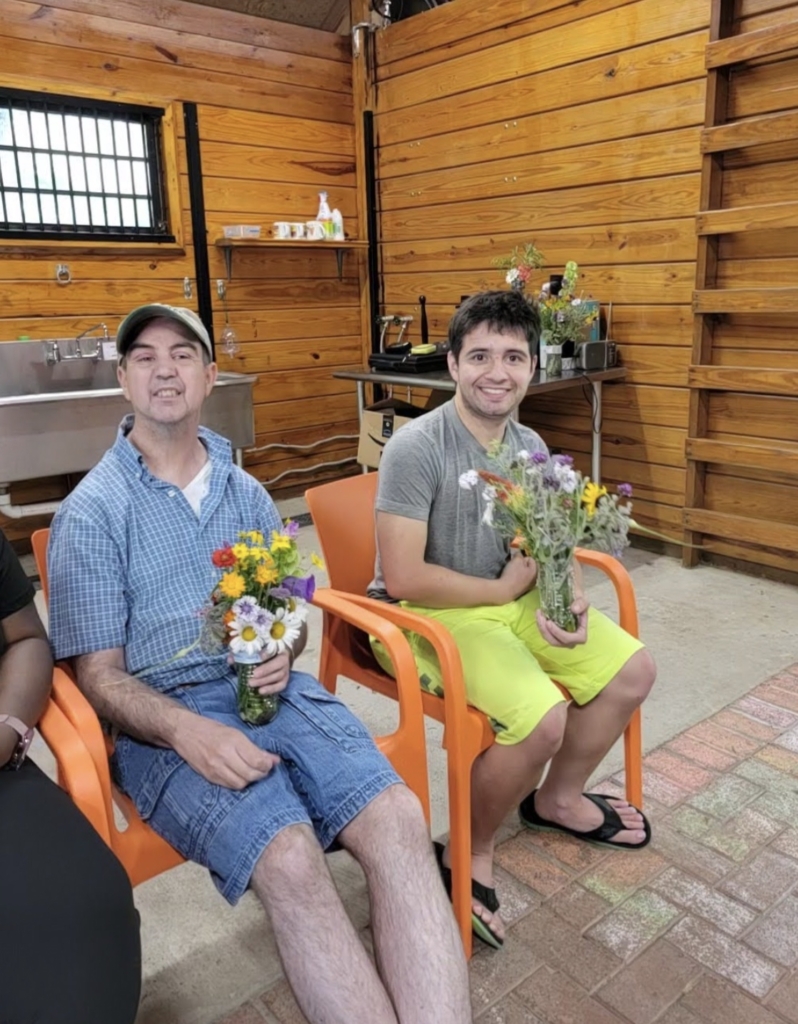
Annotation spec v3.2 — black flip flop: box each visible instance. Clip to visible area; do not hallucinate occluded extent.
[433,842,504,950]
[519,790,652,850]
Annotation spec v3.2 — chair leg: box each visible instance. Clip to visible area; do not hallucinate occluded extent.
[623,708,643,809]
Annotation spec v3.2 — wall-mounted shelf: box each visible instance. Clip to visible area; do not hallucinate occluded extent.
[214,238,369,281]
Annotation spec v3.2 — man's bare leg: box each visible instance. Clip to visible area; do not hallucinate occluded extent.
[442,702,568,942]
[340,784,471,1024]
[534,649,657,842]
[251,823,398,1024]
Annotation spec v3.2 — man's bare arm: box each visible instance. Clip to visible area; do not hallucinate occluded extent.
[377,511,537,608]
[74,649,279,789]
[74,648,192,747]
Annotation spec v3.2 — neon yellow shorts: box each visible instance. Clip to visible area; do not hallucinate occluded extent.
[371,589,644,746]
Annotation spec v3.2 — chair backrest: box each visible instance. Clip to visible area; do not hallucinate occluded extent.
[305,472,379,596]
[31,528,51,605]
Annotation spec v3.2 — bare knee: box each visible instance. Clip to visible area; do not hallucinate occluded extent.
[520,702,568,763]
[343,784,428,860]
[253,823,325,900]
[619,648,657,705]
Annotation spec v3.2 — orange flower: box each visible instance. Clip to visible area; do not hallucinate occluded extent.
[478,469,523,505]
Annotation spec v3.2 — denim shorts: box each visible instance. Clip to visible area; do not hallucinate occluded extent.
[112,671,400,904]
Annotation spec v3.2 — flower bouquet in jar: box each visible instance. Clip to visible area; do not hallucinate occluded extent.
[459,446,634,632]
[201,523,323,724]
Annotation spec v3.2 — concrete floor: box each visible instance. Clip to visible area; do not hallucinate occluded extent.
[29,496,798,1024]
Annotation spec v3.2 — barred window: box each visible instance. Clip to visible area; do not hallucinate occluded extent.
[0,88,173,242]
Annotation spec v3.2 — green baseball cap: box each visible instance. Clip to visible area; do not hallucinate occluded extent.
[116,304,213,360]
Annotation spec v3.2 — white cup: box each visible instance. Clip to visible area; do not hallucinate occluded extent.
[290,222,306,239]
[306,220,325,240]
[273,221,290,239]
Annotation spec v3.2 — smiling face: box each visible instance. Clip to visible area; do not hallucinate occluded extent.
[448,322,536,426]
[117,317,217,429]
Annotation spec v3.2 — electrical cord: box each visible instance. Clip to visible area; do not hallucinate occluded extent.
[573,370,602,435]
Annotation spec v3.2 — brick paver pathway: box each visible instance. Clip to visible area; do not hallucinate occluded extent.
[215,664,798,1024]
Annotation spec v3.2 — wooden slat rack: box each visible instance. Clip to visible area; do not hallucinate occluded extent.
[683,0,798,566]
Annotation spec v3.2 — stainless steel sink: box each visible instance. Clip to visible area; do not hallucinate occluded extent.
[0,340,256,485]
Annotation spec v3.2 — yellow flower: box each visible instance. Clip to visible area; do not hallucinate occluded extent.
[310,553,326,570]
[582,482,608,518]
[232,542,250,561]
[251,547,273,563]
[255,564,279,585]
[270,531,292,553]
[219,572,246,598]
[245,530,264,544]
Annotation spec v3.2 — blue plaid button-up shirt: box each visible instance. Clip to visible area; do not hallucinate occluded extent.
[48,416,282,692]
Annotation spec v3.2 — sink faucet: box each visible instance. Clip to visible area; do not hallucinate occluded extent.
[43,340,61,365]
[42,323,108,365]
[74,323,108,360]
[76,322,109,344]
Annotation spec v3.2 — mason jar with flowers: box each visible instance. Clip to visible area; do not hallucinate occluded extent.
[537,260,598,376]
[202,524,323,724]
[493,245,599,372]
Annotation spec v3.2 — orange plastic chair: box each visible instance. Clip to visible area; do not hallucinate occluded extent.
[306,471,643,958]
[32,528,431,887]
[33,528,185,887]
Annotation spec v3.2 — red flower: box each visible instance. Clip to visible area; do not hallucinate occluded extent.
[211,547,237,568]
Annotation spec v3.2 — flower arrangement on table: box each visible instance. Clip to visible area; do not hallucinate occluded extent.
[538,260,599,349]
[459,445,634,632]
[493,244,598,374]
[201,524,323,724]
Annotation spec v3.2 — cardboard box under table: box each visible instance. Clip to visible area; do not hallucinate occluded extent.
[357,399,426,469]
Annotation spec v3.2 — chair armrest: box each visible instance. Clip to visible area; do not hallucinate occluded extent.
[37,695,111,844]
[575,548,639,638]
[50,664,117,826]
[319,590,483,764]
[312,588,425,730]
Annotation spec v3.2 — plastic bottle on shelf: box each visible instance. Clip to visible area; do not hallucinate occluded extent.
[331,208,345,241]
[316,191,334,240]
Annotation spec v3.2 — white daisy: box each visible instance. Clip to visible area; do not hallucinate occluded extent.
[264,607,302,657]
[228,616,265,659]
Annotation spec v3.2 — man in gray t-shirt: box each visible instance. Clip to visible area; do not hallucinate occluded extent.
[370,290,656,951]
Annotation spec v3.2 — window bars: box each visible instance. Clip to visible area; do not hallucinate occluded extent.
[0,88,172,242]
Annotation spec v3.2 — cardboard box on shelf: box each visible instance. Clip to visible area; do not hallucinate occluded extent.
[357,398,426,469]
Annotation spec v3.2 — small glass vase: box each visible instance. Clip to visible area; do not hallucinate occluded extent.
[235,655,279,725]
[537,556,578,633]
[545,345,563,377]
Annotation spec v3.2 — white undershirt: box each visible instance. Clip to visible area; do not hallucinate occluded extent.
[181,459,212,517]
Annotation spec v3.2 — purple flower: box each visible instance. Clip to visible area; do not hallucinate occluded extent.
[532,451,548,464]
[618,483,633,498]
[281,575,316,602]
[552,454,574,466]
[283,520,300,539]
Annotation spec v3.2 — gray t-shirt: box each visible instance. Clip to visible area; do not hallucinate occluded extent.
[368,400,548,600]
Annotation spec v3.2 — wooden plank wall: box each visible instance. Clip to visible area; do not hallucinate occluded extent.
[686,0,798,576]
[0,0,362,546]
[374,0,709,539]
